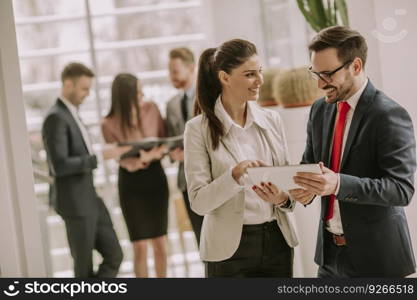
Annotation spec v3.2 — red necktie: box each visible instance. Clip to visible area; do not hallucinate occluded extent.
[326,101,350,221]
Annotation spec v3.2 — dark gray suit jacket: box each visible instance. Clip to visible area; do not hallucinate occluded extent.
[42,99,99,217]
[302,81,416,277]
[166,91,194,191]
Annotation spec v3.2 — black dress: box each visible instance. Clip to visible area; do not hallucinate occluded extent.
[118,160,169,241]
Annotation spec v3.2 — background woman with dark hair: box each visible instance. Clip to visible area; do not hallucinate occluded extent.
[184,39,298,277]
[101,73,168,277]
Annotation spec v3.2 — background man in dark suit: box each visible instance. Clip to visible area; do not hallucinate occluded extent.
[166,48,204,246]
[42,63,124,277]
[290,26,416,277]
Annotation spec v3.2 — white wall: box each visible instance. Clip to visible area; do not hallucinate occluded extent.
[349,0,417,276]
[0,0,46,276]
[205,0,267,62]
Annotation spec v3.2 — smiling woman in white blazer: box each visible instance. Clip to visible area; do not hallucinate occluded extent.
[184,39,298,277]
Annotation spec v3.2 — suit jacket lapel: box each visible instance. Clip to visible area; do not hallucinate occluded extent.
[57,98,77,127]
[57,98,90,154]
[170,94,185,133]
[321,103,337,166]
[259,126,287,166]
[187,89,196,120]
[319,102,336,221]
[340,81,375,170]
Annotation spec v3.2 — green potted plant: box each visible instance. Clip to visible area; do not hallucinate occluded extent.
[296,0,349,32]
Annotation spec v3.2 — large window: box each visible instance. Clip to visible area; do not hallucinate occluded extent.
[14,0,207,191]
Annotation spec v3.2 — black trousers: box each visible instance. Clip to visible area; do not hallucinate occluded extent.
[205,221,293,277]
[182,190,204,247]
[317,230,356,278]
[62,199,123,278]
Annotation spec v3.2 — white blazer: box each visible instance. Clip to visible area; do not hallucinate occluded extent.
[184,100,299,262]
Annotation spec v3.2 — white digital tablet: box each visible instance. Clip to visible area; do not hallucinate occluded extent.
[246,164,322,191]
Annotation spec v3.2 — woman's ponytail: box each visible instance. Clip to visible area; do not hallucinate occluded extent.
[196,48,224,150]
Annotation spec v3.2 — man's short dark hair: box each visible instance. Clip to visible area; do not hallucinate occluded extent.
[169,47,195,65]
[61,62,94,83]
[308,26,368,67]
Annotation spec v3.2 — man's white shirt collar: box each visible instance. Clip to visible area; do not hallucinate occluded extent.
[60,96,93,154]
[343,78,368,110]
[60,96,79,116]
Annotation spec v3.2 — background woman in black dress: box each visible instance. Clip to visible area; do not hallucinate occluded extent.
[101,73,169,277]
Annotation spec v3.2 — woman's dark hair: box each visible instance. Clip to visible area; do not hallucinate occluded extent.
[106,73,142,139]
[196,39,257,150]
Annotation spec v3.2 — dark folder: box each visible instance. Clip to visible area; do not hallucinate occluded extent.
[118,135,183,159]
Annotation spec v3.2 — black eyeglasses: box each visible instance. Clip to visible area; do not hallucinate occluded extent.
[309,60,353,83]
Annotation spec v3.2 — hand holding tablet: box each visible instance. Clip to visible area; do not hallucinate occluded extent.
[247,164,322,191]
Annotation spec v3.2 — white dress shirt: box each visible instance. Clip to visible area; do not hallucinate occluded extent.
[215,99,275,224]
[327,79,368,234]
[60,97,93,154]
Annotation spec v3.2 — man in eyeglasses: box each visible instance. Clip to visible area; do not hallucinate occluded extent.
[289,26,416,277]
